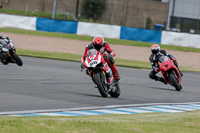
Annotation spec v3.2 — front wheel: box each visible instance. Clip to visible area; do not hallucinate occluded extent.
[169,72,182,91]
[94,72,108,97]
[12,53,23,66]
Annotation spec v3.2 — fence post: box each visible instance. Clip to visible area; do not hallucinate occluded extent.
[76,0,79,18]
[52,0,57,19]
[109,0,114,24]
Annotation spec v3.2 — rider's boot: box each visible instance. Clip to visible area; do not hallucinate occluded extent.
[113,72,121,81]
[156,77,167,85]
[173,60,183,77]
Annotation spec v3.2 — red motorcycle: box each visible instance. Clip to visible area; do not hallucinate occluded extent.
[81,49,120,98]
[158,55,182,91]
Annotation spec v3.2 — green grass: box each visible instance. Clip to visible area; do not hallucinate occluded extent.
[17,49,200,72]
[1,28,200,53]
[1,111,200,133]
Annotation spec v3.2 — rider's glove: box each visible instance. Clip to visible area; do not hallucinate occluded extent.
[80,63,85,69]
[104,54,113,60]
[155,67,160,73]
[107,54,112,59]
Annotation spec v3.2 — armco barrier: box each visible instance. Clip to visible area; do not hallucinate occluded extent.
[120,26,162,44]
[36,18,78,34]
[0,14,36,31]
[77,22,121,39]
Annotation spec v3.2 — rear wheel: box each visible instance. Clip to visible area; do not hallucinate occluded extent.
[94,72,108,97]
[169,72,182,91]
[110,83,121,98]
[12,53,23,66]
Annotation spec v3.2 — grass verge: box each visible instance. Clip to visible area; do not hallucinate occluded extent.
[17,49,200,72]
[1,111,200,133]
[1,28,200,53]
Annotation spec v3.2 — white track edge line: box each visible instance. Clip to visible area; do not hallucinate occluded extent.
[1,102,200,115]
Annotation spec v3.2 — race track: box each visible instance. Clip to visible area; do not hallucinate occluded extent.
[0,56,200,113]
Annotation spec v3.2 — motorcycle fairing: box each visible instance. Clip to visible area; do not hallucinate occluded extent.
[84,49,114,84]
[159,56,181,85]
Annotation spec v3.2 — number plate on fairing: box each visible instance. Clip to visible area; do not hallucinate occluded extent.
[89,60,97,67]
[90,60,97,66]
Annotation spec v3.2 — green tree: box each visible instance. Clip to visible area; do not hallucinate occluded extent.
[81,0,106,21]
[145,17,152,29]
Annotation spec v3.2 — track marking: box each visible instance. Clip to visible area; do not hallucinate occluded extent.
[2,103,200,116]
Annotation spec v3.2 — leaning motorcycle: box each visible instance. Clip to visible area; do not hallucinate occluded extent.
[158,55,182,91]
[0,38,23,66]
[81,49,120,98]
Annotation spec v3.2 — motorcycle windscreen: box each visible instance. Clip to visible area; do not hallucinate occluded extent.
[88,49,98,56]
[158,56,168,63]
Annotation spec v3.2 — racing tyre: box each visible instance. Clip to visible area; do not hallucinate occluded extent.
[169,72,182,91]
[94,72,108,97]
[110,84,121,98]
[12,53,23,66]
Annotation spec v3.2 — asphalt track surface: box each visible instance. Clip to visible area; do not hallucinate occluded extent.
[0,56,200,113]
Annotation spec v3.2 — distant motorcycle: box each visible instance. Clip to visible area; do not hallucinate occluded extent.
[0,38,23,66]
[158,55,182,91]
[81,49,120,98]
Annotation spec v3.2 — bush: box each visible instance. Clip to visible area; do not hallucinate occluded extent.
[145,17,152,29]
[81,0,106,21]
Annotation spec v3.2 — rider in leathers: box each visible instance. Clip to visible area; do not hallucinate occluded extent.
[81,35,120,86]
[0,35,10,64]
[149,44,183,84]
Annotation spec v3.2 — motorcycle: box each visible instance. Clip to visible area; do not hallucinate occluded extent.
[158,55,182,91]
[0,38,23,66]
[81,49,120,98]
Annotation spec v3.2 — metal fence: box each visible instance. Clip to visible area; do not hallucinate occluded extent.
[1,0,169,29]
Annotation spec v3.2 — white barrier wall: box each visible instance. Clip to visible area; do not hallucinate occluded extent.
[161,31,200,48]
[1,14,200,49]
[0,14,36,31]
[77,22,121,39]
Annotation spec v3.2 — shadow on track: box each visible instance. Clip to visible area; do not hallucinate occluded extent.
[147,86,177,91]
